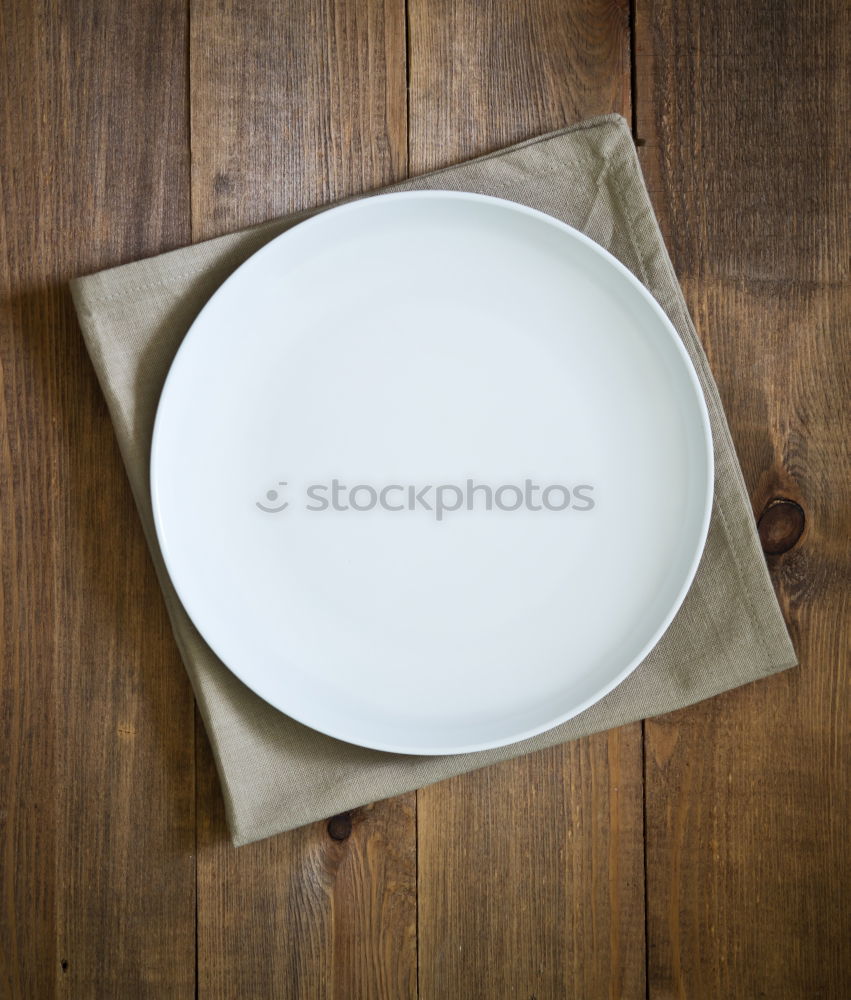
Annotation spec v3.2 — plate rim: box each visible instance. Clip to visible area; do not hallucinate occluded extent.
[150,189,714,755]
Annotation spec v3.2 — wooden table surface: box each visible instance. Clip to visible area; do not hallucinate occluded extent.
[1,1,848,997]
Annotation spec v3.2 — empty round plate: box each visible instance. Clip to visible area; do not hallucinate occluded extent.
[151,191,713,755]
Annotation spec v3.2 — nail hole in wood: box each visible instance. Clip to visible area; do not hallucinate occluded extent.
[758,498,805,555]
[60,959,69,973]
[327,812,352,841]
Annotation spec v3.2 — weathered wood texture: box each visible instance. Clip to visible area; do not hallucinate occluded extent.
[417,731,647,999]
[197,740,417,999]
[636,0,850,996]
[408,0,631,172]
[1,0,848,997]
[189,0,408,240]
[0,1,195,998]
[189,3,417,998]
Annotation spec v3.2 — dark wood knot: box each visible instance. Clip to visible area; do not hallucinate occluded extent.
[327,812,353,841]
[757,498,805,555]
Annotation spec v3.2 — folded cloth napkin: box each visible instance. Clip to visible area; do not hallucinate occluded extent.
[70,114,796,846]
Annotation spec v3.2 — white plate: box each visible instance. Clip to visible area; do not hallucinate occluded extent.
[151,191,712,755]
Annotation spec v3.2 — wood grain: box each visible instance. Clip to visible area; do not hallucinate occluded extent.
[417,731,647,999]
[189,0,408,241]
[408,0,631,171]
[196,739,416,999]
[407,5,645,997]
[2,1,849,996]
[0,0,195,997]
[636,0,851,995]
[189,2,416,997]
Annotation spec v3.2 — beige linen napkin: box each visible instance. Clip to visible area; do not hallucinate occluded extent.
[70,114,796,846]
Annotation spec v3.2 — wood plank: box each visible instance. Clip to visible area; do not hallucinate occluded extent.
[196,737,417,998]
[635,1,851,995]
[189,0,408,241]
[417,732,647,999]
[408,0,632,172]
[407,4,644,996]
[189,2,416,997]
[0,1,196,997]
